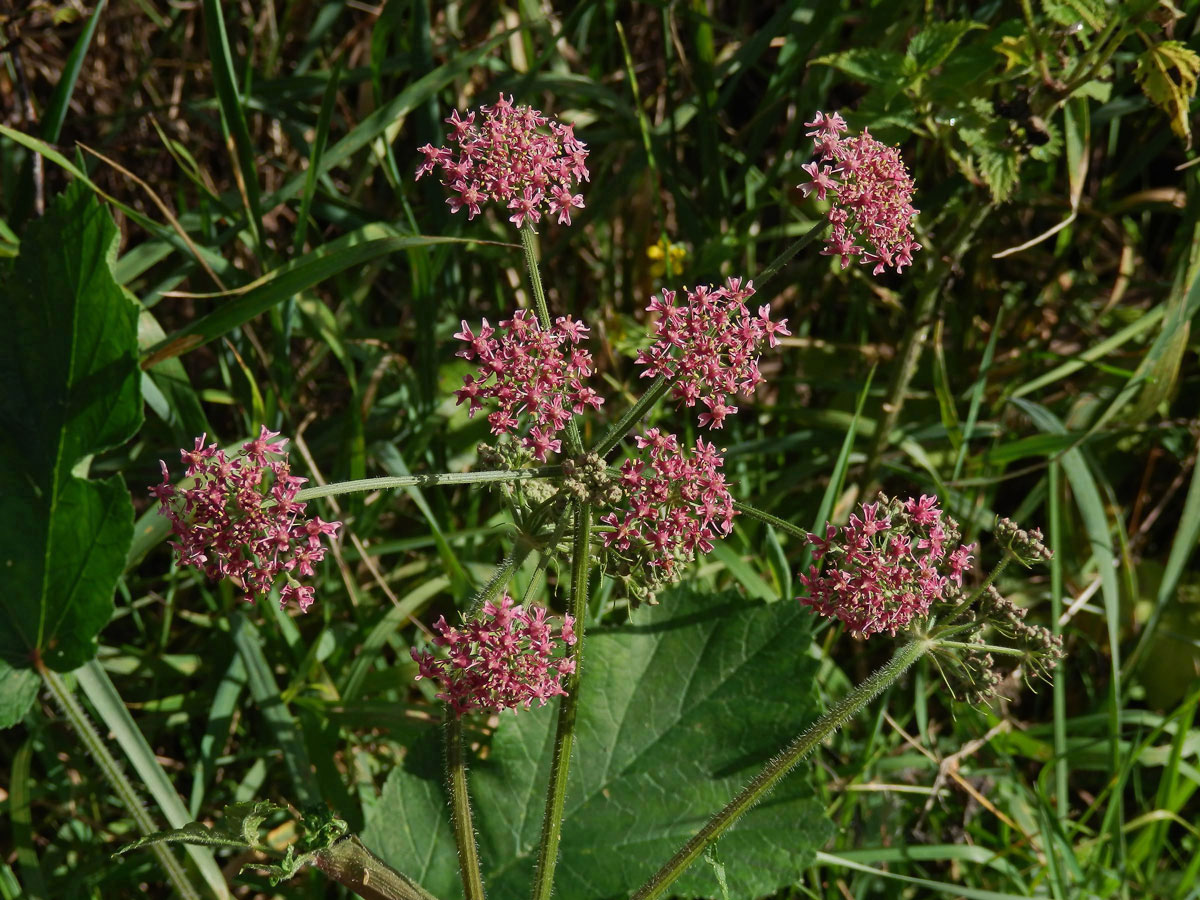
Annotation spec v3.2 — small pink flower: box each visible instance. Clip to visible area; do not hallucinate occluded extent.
[636,277,788,430]
[411,593,576,715]
[415,94,589,229]
[151,433,340,612]
[799,111,921,276]
[453,311,603,458]
[798,494,971,638]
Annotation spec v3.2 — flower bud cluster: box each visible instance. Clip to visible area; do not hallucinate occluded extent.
[415,94,589,227]
[149,428,341,612]
[454,312,604,461]
[410,593,577,716]
[798,494,975,638]
[994,517,1053,566]
[599,429,736,602]
[635,277,790,429]
[561,453,622,507]
[799,111,921,275]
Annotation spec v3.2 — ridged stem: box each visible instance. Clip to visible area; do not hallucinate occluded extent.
[530,501,593,900]
[296,466,563,501]
[313,836,441,900]
[40,667,203,900]
[520,225,582,457]
[755,218,829,287]
[593,376,670,458]
[630,639,930,900]
[445,715,485,900]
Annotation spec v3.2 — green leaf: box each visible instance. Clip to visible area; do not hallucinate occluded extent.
[1135,40,1200,148]
[1041,0,1107,30]
[906,21,983,76]
[363,586,830,900]
[959,100,1022,202]
[114,801,288,856]
[0,184,142,728]
[810,48,910,88]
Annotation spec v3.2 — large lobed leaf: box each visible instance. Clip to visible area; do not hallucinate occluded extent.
[363,586,831,900]
[0,184,142,728]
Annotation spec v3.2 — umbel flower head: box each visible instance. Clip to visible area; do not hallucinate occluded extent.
[415,93,589,227]
[599,429,736,603]
[635,277,790,429]
[799,111,921,275]
[453,311,604,461]
[411,594,577,716]
[149,428,341,612]
[799,494,974,638]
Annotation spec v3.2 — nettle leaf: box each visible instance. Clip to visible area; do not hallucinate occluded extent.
[1041,0,1107,30]
[906,21,984,76]
[0,183,142,728]
[958,98,1023,202]
[1135,40,1200,148]
[364,587,830,900]
[810,48,911,88]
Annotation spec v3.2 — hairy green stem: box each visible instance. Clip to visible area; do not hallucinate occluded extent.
[733,500,809,543]
[467,539,536,617]
[935,640,1025,657]
[296,466,563,501]
[593,376,671,458]
[862,202,992,484]
[41,667,203,900]
[631,639,930,900]
[756,218,829,287]
[445,715,485,900]
[530,501,593,900]
[313,836,441,900]
[521,225,582,457]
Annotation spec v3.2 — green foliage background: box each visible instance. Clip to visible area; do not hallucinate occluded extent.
[1,1,1199,898]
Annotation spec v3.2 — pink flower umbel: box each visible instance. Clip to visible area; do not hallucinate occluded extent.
[415,94,589,227]
[410,594,577,716]
[799,111,921,275]
[636,277,789,429]
[151,428,341,612]
[599,430,737,602]
[454,311,604,460]
[798,494,975,638]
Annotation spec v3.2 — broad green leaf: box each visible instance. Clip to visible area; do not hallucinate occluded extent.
[809,48,910,88]
[1041,0,1107,30]
[0,184,142,728]
[906,21,983,76]
[959,100,1022,202]
[363,586,830,900]
[1135,40,1200,147]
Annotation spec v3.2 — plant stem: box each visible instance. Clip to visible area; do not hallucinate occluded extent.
[521,224,582,457]
[593,376,671,458]
[935,640,1026,657]
[467,538,536,617]
[530,500,593,900]
[313,836,441,900]
[445,715,485,900]
[756,218,829,287]
[296,466,563,501]
[40,667,204,900]
[862,202,991,485]
[732,500,809,543]
[630,639,930,900]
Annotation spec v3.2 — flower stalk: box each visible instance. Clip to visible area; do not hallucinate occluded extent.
[530,500,592,900]
[445,715,485,900]
[630,639,931,900]
[296,466,564,502]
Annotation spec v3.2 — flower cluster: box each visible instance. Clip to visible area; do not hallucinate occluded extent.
[799,111,921,275]
[635,278,790,429]
[415,94,589,227]
[454,311,604,460]
[150,428,341,612]
[410,594,577,716]
[600,429,736,601]
[799,494,974,638]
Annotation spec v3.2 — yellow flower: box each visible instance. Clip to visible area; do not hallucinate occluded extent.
[646,237,687,279]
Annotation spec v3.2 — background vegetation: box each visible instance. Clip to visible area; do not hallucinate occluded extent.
[2,0,1199,898]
